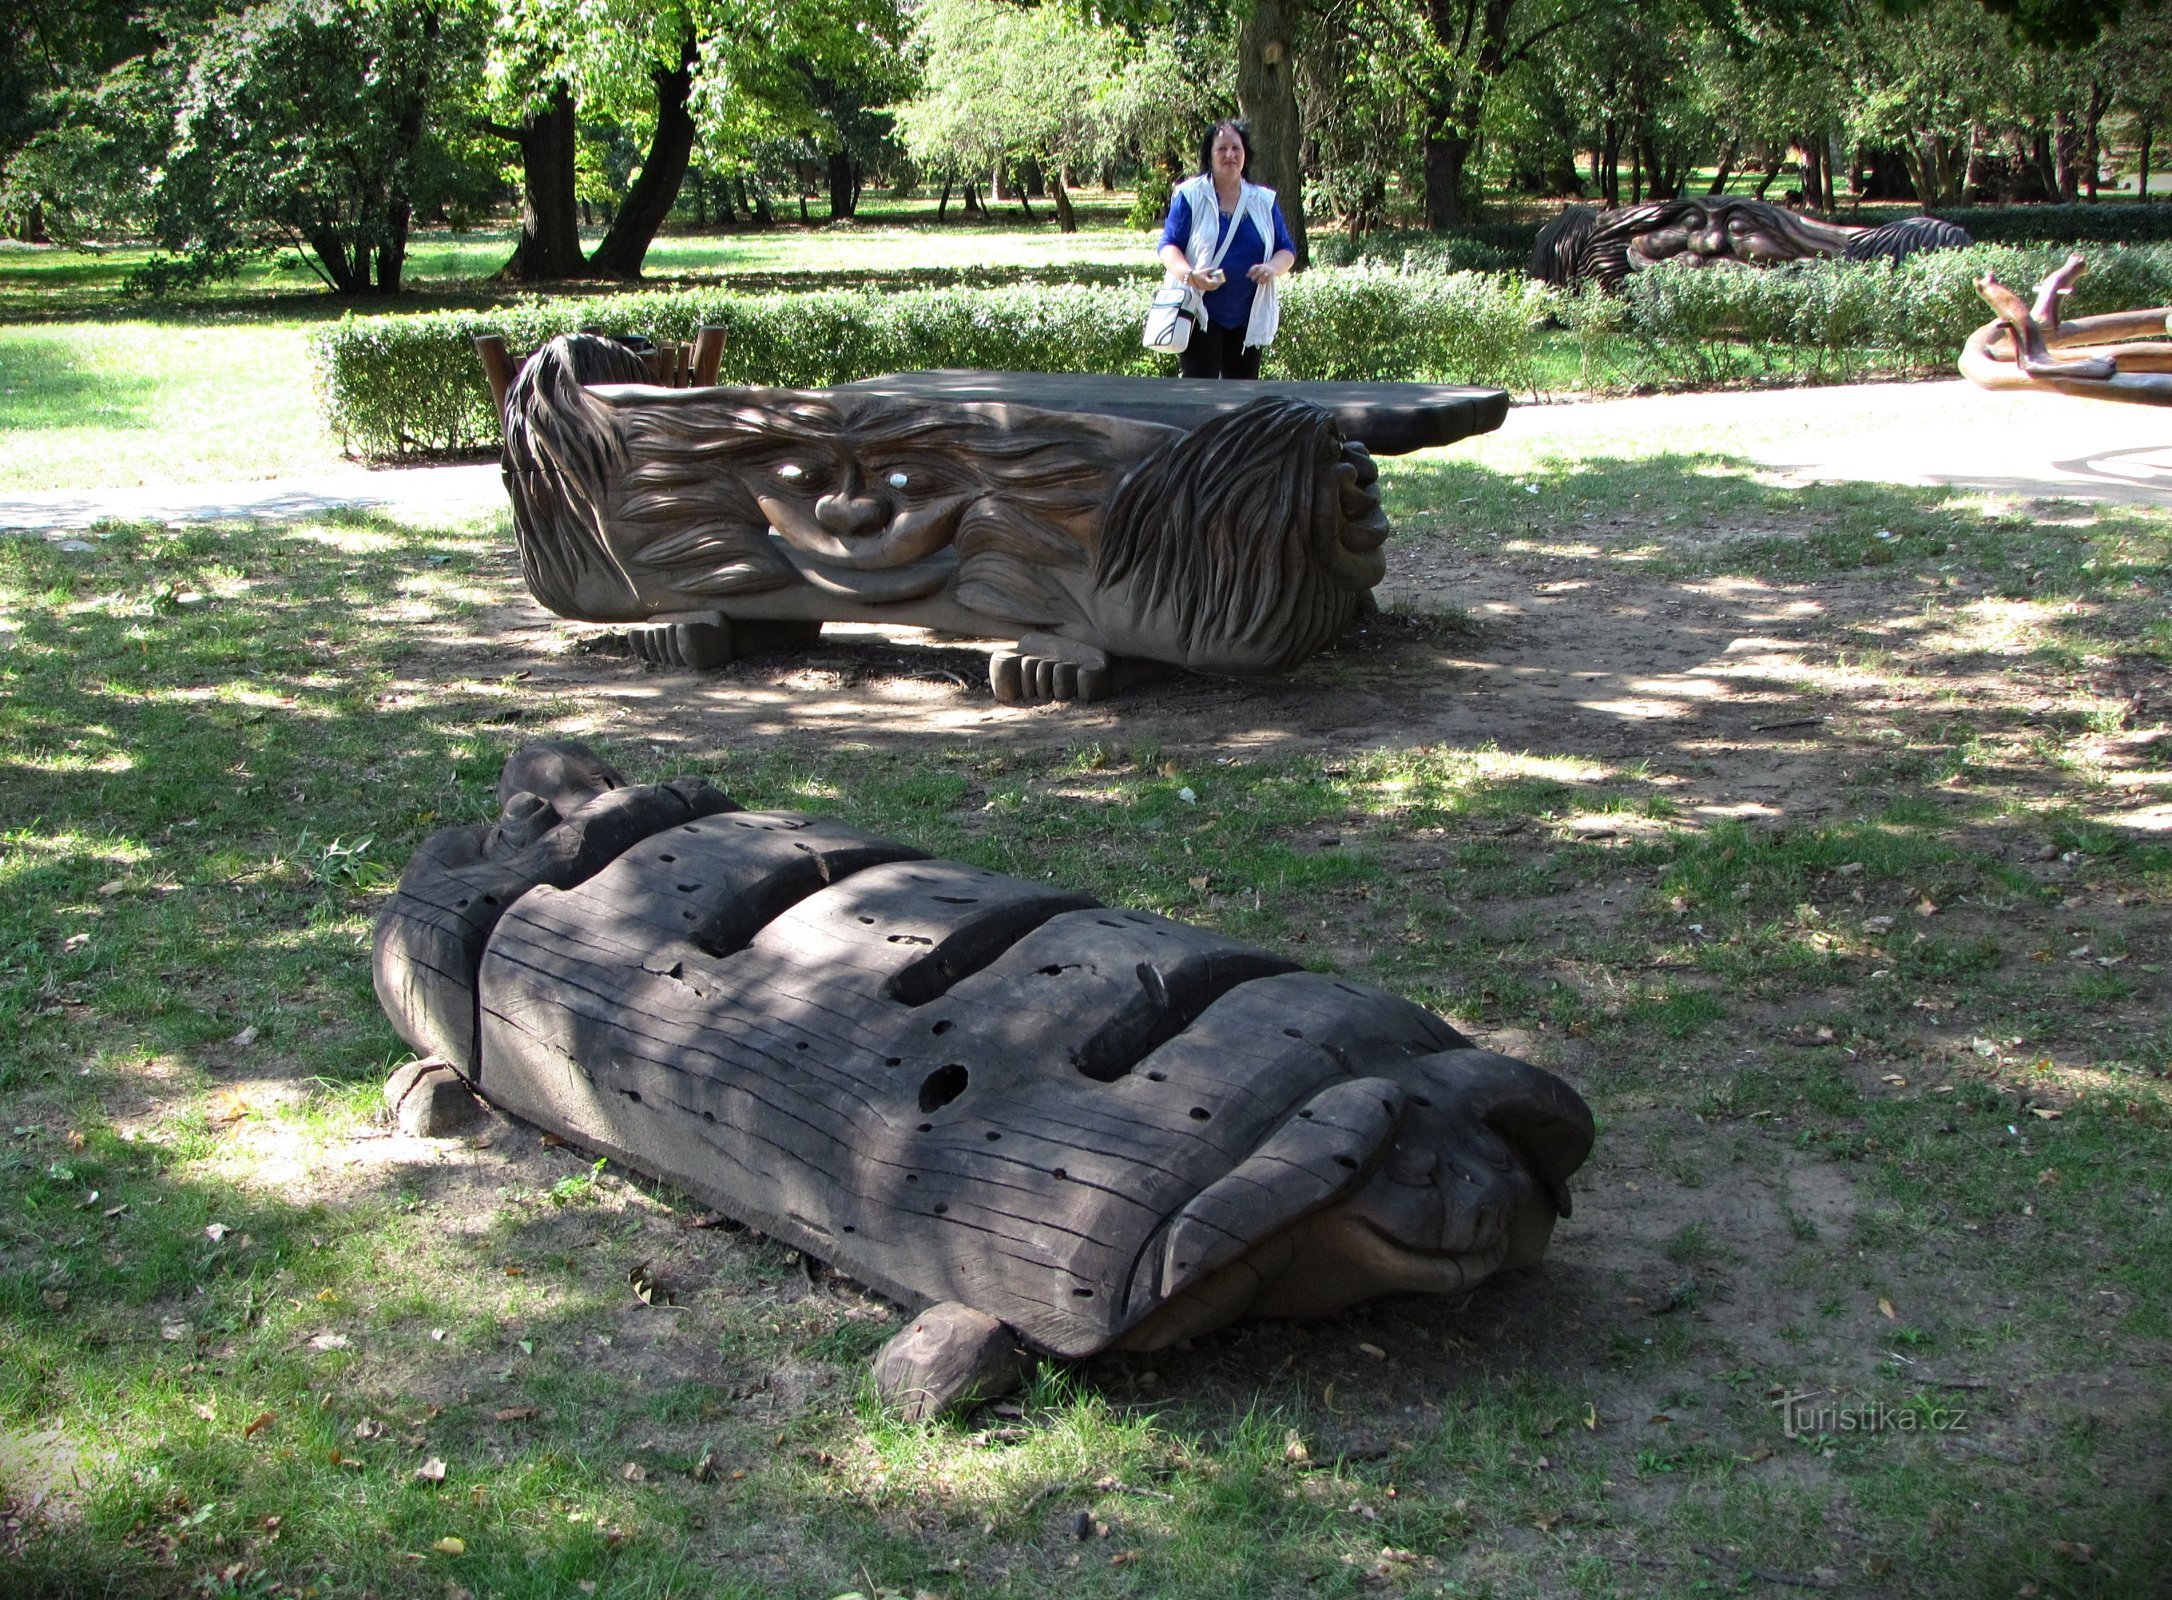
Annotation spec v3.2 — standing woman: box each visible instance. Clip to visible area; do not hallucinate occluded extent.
[1156,120,1298,380]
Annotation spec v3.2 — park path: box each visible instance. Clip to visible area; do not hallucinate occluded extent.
[1,378,2166,535]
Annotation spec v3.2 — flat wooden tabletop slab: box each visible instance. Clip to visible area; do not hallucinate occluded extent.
[831,371,1510,457]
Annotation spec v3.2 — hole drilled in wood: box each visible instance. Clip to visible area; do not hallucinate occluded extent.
[1334,1154,1357,1168]
[1051,1167,1068,1179]
[1284,1028,1304,1039]
[985,1130,1001,1141]
[931,895,979,905]
[933,1202,949,1214]
[1189,1107,1211,1121]
[1145,1071,1167,1082]
[930,1019,954,1035]
[1072,1287,1094,1298]
[658,853,676,863]
[918,1063,968,1112]
[677,882,700,893]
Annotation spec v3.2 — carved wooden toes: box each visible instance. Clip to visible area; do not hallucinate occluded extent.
[991,633,1139,705]
[872,1302,1028,1420]
[628,619,735,671]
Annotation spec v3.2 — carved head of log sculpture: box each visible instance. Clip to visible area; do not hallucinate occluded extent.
[375,744,1596,1364]
[501,334,1390,678]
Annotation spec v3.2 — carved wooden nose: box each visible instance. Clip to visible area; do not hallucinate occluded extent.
[816,491,887,537]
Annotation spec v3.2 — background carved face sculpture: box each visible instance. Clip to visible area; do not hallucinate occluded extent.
[1584,197,1862,290]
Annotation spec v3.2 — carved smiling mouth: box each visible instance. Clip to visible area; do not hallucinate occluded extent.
[756,493,968,570]
[770,536,959,602]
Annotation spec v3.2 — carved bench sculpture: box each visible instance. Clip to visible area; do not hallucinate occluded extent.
[375,743,1595,1414]
[1529,197,1971,291]
[1961,251,2172,405]
[489,334,1509,703]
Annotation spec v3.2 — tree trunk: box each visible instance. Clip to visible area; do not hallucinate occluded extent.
[1050,166,1076,232]
[1601,121,1622,206]
[310,229,367,294]
[828,150,856,219]
[936,177,951,221]
[2083,78,2108,201]
[962,179,983,217]
[1236,0,1308,266]
[498,86,590,282]
[1707,138,1736,196]
[590,37,699,279]
[1423,129,1476,226]
[2141,122,2154,201]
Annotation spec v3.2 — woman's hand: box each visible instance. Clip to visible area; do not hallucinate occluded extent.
[1246,263,1277,284]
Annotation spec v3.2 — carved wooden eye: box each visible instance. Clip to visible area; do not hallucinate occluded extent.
[776,463,805,481]
[887,471,910,489]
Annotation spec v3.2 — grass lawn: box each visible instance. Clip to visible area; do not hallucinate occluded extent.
[1,412,2166,1596]
[0,319,336,491]
[0,214,1159,493]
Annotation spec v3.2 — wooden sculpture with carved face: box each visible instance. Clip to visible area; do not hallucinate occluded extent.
[499,335,1414,701]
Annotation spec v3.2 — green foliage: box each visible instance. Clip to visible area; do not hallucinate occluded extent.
[1563,242,2172,389]
[1272,266,1558,387]
[311,268,1560,457]
[1933,200,2172,243]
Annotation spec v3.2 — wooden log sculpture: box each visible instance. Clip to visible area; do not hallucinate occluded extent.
[1960,251,2172,405]
[1528,197,1970,291]
[491,334,1508,704]
[375,743,1596,1411]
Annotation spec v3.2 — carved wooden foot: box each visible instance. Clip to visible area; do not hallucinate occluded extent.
[384,1057,481,1137]
[628,617,824,671]
[989,632,1171,705]
[872,1302,1028,1420]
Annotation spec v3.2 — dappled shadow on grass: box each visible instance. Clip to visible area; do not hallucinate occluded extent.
[1,490,2168,1595]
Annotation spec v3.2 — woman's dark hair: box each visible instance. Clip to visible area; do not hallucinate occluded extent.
[1197,120,1253,178]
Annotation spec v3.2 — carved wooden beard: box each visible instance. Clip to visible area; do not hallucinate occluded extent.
[500,335,1393,677]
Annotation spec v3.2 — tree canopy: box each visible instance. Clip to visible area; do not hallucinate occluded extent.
[3,0,2168,290]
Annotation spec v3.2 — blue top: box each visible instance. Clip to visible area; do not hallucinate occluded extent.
[1160,187,1297,329]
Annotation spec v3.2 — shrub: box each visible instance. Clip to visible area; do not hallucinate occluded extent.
[311,269,1559,459]
[1313,224,1538,274]
[1933,201,2172,246]
[1559,243,2172,391]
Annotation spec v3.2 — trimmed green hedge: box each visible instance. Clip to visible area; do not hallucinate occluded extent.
[1931,201,2172,245]
[1563,242,2172,389]
[310,269,1561,459]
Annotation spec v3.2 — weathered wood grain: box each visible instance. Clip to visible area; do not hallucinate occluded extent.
[380,745,1597,1359]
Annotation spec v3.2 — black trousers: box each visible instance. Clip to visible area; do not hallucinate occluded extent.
[1178,320,1262,380]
